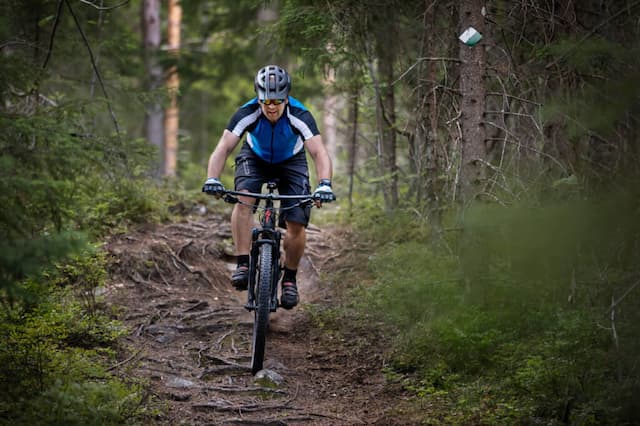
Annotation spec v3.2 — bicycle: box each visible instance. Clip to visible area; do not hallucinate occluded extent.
[219,181,316,375]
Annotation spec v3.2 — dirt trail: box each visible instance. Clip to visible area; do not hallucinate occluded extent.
[103,207,407,425]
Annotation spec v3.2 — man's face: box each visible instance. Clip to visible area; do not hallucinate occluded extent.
[259,98,288,123]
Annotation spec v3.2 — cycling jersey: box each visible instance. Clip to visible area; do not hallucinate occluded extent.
[226,96,320,164]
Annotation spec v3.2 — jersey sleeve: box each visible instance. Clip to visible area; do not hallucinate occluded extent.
[288,106,320,140]
[226,101,261,137]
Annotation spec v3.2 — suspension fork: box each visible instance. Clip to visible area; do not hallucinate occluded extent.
[246,200,282,311]
[271,231,282,311]
[245,230,281,311]
[246,227,260,310]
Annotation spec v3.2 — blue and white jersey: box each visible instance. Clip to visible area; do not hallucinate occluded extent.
[226,96,320,164]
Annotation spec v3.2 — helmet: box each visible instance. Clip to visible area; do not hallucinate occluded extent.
[254,65,291,100]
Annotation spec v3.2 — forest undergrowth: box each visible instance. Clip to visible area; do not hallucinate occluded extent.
[337,184,640,425]
[1,177,638,425]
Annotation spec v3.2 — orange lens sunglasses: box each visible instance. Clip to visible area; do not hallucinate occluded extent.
[260,99,285,105]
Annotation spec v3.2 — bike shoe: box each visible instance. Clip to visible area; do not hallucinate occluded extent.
[280,281,299,309]
[231,265,249,291]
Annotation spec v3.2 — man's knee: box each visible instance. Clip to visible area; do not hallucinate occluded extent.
[233,203,253,220]
[285,221,305,236]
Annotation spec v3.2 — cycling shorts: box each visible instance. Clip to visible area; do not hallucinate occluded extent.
[234,143,312,228]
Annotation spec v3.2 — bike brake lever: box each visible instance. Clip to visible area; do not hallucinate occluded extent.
[223,194,239,204]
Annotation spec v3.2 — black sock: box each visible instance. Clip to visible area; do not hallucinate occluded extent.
[282,267,297,283]
[237,254,249,267]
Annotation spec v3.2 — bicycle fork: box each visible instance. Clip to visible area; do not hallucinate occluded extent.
[245,229,282,312]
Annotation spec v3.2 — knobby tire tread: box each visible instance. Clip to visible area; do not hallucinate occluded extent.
[251,243,272,375]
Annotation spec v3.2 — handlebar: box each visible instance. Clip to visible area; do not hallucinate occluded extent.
[221,189,314,202]
[219,190,315,210]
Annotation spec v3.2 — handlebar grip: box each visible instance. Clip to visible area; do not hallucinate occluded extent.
[312,193,337,202]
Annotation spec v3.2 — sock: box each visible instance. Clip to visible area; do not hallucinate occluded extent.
[282,267,297,283]
[237,254,249,267]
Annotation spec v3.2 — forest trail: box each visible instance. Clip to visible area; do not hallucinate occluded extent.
[103,207,410,425]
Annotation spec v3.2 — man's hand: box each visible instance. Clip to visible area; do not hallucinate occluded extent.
[202,177,225,198]
[312,179,336,205]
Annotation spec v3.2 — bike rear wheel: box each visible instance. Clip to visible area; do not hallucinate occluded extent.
[251,243,273,374]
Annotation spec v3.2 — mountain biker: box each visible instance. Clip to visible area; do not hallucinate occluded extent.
[202,64,335,310]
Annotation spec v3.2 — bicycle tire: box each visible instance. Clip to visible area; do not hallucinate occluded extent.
[251,243,273,374]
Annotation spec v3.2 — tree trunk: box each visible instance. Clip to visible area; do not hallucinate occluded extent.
[322,65,340,179]
[141,0,163,177]
[164,0,181,177]
[347,82,359,213]
[373,15,399,211]
[458,0,487,205]
[256,2,278,63]
[413,0,443,228]
[381,61,398,210]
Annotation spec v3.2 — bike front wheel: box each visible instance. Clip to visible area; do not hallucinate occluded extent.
[251,243,273,374]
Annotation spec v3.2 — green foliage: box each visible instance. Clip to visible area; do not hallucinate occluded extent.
[0,232,87,306]
[274,0,333,69]
[0,109,165,300]
[11,378,143,426]
[0,251,143,424]
[345,200,431,246]
[347,184,640,424]
[539,29,640,178]
[77,174,170,238]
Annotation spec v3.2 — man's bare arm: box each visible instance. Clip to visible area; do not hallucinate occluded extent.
[305,134,333,182]
[207,129,241,178]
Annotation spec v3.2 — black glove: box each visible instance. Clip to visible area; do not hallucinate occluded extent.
[312,179,336,202]
[202,177,225,196]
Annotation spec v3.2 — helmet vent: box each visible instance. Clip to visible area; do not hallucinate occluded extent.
[254,65,291,100]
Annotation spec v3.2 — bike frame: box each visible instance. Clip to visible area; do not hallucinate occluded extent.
[222,182,313,312]
[212,181,319,374]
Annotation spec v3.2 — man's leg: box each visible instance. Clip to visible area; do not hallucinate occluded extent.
[230,197,253,289]
[231,199,253,256]
[283,221,306,270]
[280,221,305,309]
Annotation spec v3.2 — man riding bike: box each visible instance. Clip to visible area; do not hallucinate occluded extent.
[202,64,335,309]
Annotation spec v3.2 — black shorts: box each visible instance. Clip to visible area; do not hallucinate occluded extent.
[234,143,312,228]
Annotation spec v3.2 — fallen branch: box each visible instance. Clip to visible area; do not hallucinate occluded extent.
[203,353,241,366]
[153,260,171,286]
[128,271,169,294]
[175,322,228,334]
[199,364,251,378]
[182,300,208,312]
[107,346,144,371]
[192,402,297,413]
[607,279,640,313]
[305,254,320,276]
[187,220,209,230]
[162,241,216,288]
[216,330,234,348]
[177,239,194,258]
[202,385,286,394]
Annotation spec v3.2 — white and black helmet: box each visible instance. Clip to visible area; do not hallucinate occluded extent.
[254,65,291,100]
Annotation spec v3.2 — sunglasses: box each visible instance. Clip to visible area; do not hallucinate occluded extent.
[260,99,285,105]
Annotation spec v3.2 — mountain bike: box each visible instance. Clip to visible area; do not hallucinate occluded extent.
[221,181,315,375]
